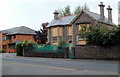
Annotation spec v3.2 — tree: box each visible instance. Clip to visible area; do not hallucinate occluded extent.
[58,3,90,16]
[73,5,82,14]
[35,22,49,44]
[58,5,71,17]
[79,25,120,46]
[118,24,120,27]
[64,5,71,16]
[83,3,90,11]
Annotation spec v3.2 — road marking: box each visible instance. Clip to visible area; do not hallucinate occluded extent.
[3,61,118,74]
[4,61,81,71]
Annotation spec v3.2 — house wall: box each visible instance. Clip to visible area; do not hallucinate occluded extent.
[49,25,73,45]
[17,35,35,42]
[2,34,35,53]
[0,32,3,49]
[72,12,95,45]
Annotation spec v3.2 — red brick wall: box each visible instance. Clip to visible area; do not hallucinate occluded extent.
[0,32,3,49]
[2,34,35,53]
[16,35,35,42]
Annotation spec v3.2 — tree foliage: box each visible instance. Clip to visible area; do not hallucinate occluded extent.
[35,22,49,44]
[58,3,90,16]
[79,25,120,46]
[16,40,37,56]
[73,5,82,14]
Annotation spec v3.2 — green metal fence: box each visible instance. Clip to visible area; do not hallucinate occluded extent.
[28,45,65,53]
[27,44,75,58]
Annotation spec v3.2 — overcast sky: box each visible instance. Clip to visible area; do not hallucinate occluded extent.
[0,0,118,31]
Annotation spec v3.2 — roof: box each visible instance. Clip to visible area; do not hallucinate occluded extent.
[0,26,36,35]
[83,10,116,26]
[47,15,77,27]
[48,10,116,27]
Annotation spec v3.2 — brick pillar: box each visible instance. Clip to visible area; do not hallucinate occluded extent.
[72,24,77,45]
[64,47,69,58]
[72,47,76,59]
[63,26,67,42]
[48,27,52,44]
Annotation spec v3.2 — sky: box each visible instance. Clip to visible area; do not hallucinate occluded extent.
[0,0,119,31]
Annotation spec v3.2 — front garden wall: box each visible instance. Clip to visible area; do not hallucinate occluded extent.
[74,45,120,60]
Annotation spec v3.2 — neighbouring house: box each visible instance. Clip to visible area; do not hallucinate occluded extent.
[47,2,116,45]
[0,26,36,53]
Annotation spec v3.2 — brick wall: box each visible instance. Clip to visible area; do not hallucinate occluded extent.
[17,35,35,42]
[74,45,120,60]
[0,32,2,49]
[2,34,35,53]
[24,52,66,58]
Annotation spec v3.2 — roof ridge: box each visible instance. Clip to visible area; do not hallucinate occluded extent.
[83,9,100,16]
[17,26,24,34]
[58,14,79,19]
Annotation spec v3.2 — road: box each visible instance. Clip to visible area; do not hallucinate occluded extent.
[2,53,119,75]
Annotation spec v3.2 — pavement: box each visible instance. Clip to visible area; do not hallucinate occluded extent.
[1,53,119,75]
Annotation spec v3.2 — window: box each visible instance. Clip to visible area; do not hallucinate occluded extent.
[59,27,63,36]
[52,27,58,37]
[78,24,90,32]
[3,45,7,49]
[9,45,15,49]
[68,26,73,36]
[13,35,16,39]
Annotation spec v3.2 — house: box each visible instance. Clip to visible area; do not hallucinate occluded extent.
[0,26,36,53]
[47,2,116,45]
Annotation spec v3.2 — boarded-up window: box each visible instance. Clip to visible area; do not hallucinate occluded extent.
[78,40,86,45]
[52,27,58,37]
[68,26,73,36]
[78,24,90,32]
[59,27,63,36]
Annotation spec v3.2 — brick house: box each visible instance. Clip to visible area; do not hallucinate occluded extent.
[0,26,36,53]
[47,2,116,45]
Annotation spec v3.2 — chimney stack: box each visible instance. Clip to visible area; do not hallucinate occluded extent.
[53,10,59,19]
[99,2,105,21]
[107,5,112,23]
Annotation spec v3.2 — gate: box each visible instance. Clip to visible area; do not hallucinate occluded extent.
[68,44,75,59]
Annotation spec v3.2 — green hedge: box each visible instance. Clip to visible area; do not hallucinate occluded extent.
[16,43,23,56]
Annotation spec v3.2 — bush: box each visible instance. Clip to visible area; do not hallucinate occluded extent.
[58,39,67,49]
[79,25,120,46]
[16,40,38,56]
[22,40,37,52]
[16,43,23,56]
[0,49,2,53]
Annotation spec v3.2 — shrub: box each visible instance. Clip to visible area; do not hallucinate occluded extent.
[0,49,2,53]
[16,43,23,56]
[16,40,38,56]
[22,40,38,52]
[58,39,67,49]
[79,25,120,46]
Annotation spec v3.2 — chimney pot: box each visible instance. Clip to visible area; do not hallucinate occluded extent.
[53,10,59,19]
[107,5,112,22]
[99,2,105,21]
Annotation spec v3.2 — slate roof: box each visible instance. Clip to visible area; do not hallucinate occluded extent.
[47,15,77,27]
[48,10,116,27]
[0,26,36,35]
[83,10,116,26]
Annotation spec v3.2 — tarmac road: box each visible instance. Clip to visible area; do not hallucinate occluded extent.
[2,53,119,75]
